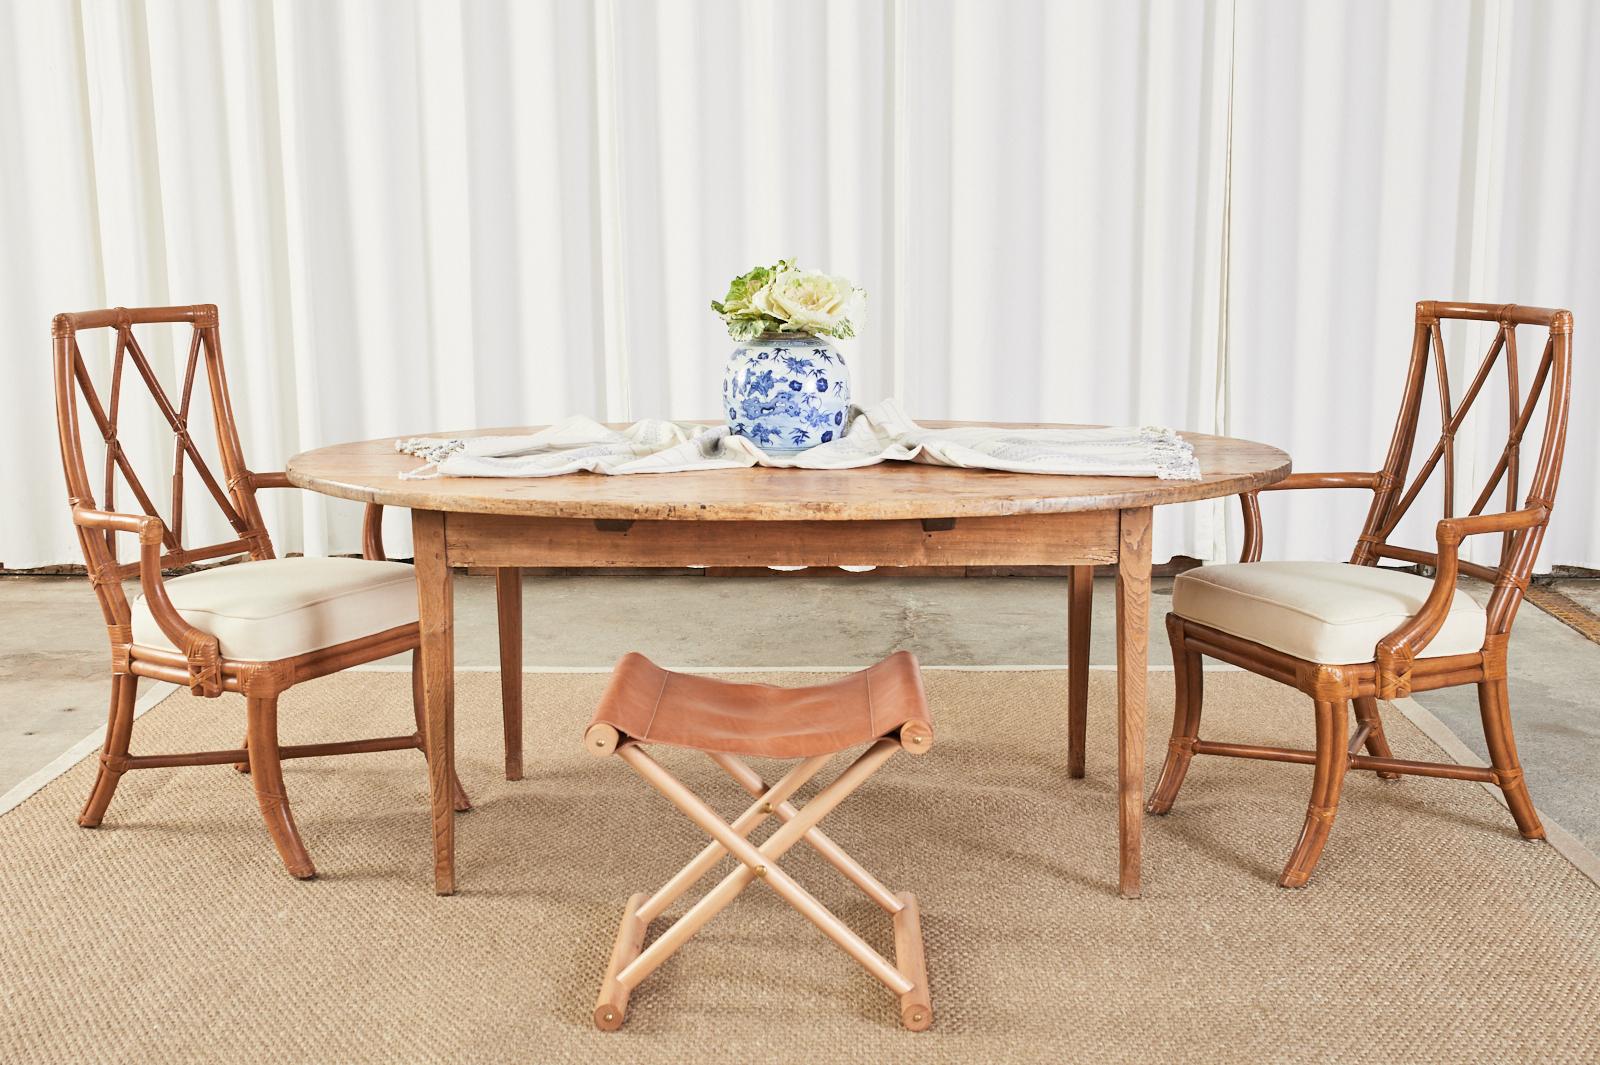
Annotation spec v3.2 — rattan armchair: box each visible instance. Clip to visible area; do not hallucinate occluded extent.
[1148,301,1573,887]
[51,304,518,879]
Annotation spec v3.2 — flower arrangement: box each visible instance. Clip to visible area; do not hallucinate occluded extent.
[711,259,864,341]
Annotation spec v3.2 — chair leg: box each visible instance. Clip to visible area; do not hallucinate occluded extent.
[233,733,250,774]
[1279,699,1349,888]
[78,673,136,828]
[1066,565,1092,778]
[245,693,316,880]
[496,567,524,781]
[1147,615,1202,815]
[1478,678,1544,840]
[1351,696,1400,780]
[412,649,471,813]
[892,891,933,1031]
[594,892,649,1031]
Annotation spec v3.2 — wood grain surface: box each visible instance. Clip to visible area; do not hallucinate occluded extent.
[287,422,1291,521]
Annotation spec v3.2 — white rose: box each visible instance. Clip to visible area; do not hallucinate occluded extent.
[755,269,862,336]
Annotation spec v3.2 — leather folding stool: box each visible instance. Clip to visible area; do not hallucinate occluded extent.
[585,651,935,1031]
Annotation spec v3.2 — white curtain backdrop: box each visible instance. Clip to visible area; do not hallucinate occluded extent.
[2,0,1594,570]
[1226,0,1600,571]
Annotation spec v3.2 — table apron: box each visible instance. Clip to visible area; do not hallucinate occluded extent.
[441,511,1121,569]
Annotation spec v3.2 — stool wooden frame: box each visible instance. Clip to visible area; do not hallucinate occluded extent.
[1148,301,1573,887]
[584,720,934,1032]
[50,304,510,878]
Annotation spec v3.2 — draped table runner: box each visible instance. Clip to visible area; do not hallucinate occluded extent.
[395,399,1201,480]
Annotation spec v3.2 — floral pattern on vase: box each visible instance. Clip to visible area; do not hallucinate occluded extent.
[722,334,851,453]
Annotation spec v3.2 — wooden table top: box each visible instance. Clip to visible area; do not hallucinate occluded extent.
[286,422,1291,521]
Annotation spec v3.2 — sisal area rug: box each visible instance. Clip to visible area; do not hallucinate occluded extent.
[2,669,1597,1063]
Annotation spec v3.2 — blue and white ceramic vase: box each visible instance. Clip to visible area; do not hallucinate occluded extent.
[722,334,852,453]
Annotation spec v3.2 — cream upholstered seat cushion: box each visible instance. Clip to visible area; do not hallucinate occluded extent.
[1171,561,1487,665]
[131,557,418,662]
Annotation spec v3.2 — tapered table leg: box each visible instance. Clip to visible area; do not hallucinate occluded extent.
[413,509,457,896]
[1115,507,1152,899]
[1066,565,1093,778]
[496,568,524,780]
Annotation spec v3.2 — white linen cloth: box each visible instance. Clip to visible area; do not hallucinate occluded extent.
[395,399,1201,481]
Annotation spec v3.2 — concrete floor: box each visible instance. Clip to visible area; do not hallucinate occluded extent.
[3,573,1598,851]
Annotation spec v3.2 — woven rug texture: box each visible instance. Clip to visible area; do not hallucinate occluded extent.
[2,669,1597,1064]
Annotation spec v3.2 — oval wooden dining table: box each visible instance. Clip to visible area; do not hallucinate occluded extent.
[288,425,1290,898]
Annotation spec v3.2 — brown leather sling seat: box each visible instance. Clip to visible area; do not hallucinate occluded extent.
[589,650,934,757]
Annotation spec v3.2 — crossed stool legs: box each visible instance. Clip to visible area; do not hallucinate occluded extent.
[583,652,935,1031]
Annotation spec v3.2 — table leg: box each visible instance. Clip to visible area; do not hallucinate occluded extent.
[495,567,524,781]
[1066,565,1093,778]
[1115,507,1152,899]
[413,509,457,895]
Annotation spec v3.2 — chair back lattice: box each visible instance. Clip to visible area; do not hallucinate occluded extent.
[1353,301,1573,636]
[53,305,275,626]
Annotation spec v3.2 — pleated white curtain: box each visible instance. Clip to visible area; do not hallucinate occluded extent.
[1,0,1594,571]
[1226,0,1600,570]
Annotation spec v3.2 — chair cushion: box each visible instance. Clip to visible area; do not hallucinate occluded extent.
[131,557,418,662]
[1171,561,1486,665]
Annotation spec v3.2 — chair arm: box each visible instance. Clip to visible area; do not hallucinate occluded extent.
[361,504,388,561]
[247,470,293,490]
[71,508,224,697]
[1238,473,1382,562]
[1373,507,1548,697]
[72,507,163,537]
[1260,472,1381,492]
[241,470,390,562]
[1436,508,1549,541]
